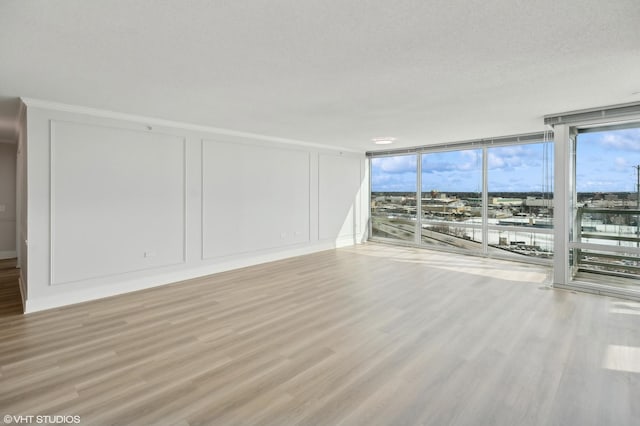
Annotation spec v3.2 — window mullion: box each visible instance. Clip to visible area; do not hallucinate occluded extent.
[482,147,488,254]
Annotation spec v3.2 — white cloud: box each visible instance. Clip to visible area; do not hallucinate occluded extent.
[613,157,631,171]
[371,155,416,174]
[599,129,640,152]
[487,145,546,171]
[422,149,481,173]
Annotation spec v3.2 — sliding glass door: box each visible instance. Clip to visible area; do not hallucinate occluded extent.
[571,125,640,292]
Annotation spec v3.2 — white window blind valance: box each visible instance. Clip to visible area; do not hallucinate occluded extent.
[544,101,640,127]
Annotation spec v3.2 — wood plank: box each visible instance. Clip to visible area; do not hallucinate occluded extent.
[0,244,638,425]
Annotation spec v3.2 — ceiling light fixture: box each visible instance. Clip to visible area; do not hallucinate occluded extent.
[372,137,396,145]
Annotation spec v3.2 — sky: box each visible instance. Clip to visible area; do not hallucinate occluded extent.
[371,128,640,193]
[576,128,640,193]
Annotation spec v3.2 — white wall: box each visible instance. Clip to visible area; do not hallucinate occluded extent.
[22,100,366,312]
[319,153,365,245]
[0,142,17,259]
[50,122,186,284]
[202,140,311,258]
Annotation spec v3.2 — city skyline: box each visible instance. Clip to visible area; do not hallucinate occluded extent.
[372,128,640,193]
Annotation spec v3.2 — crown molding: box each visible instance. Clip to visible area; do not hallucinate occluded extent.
[20,97,362,154]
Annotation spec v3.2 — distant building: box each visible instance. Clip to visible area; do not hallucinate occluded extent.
[466,197,482,207]
[524,197,553,208]
[491,197,522,207]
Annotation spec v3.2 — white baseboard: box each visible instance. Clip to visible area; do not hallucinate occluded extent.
[24,241,352,314]
[0,250,17,260]
[334,235,358,248]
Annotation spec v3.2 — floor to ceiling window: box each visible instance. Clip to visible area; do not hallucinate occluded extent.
[421,148,483,252]
[487,142,554,260]
[366,103,640,300]
[369,134,554,264]
[370,155,417,242]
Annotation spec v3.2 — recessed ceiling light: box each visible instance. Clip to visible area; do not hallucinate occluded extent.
[372,137,396,145]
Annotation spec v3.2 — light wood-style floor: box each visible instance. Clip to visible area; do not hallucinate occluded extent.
[1,243,639,425]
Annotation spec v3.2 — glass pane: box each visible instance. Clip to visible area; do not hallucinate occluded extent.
[575,127,640,280]
[421,149,482,251]
[487,142,554,259]
[421,224,482,249]
[371,155,417,242]
[487,228,553,259]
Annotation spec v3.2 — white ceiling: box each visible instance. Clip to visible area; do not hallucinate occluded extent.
[0,0,639,151]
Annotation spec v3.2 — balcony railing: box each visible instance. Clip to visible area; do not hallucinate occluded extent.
[574,207,640,279]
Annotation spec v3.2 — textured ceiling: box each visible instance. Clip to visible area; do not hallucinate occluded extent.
[0,0,639,150]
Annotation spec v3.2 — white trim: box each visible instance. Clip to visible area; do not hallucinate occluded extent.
[181,138,188,263]
[368,157,372,240]
[15,99,26,269]
[0,250,17,259]
[199,139,206,260]
[310,153,314,243]
[20,97,361,154]
[362,158,369,243]
[552,124,571,285]
[316,153,321,241]
[49,119,55,284]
